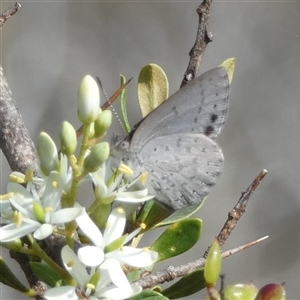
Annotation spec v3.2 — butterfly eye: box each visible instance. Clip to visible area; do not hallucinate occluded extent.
[119,140,129,151]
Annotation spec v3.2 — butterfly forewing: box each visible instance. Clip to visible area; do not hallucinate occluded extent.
[129,67,229,152]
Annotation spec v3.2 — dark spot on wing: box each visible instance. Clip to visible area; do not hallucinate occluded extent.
[172,106,179,116]
[204,125,214,136]
[194,117,198,124]
[211,114,218,123]
[198,106,202,113]
[177,138,182,147]
[165,146,169,151]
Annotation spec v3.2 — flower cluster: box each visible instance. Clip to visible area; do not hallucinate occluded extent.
[0,75,157,300]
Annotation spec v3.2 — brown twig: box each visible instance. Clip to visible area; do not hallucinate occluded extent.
[204,169,268,257]
[180,0,213,88]
[134,236,268,289]
[0,3,21,28]
[0,67,38,175]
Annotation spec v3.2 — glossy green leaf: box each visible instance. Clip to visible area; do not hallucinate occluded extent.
[0,256,30,293]
[30,262,63,287]
[162,268,206,299]
[131,290,169,300]
[153,198,206,228]
[120,74,131,133]
[150,219,202,262]
[138,64,169,117]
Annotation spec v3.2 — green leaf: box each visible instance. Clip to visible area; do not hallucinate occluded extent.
[120,74,131,133]
[162,268,206,299]
[138,64,169,117]
[150,219,202,262]
[131,290,169,300]
[153,198,206,228]
[30,262,64,287]
[0,256,30,293]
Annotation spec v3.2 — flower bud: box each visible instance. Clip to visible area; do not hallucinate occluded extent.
[77,75,100,124]
[37,132,59,176]
[94,110,112,137]
[60,121,77,156]
[204,239,222,286]
[83,142,110,173]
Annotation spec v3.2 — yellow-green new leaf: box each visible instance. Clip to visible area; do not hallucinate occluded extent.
[220,58,236,84]
[120,74,132,133]
[138,64,169,117]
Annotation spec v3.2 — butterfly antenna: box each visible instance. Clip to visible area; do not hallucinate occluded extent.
[96,77,125,132]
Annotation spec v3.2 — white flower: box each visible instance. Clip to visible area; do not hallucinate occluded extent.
[44,245,142,300]
[0,171,84,242]
[91,160,154,214]
[76,208,158,290]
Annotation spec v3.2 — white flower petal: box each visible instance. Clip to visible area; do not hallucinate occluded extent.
[103,207,125,246]
[76,213,103,247]
[33,223,53,240]
[61,245,89,285]
[44,286,77,300]
[115,194,154,202]
[105,259,131,289]
[78,246,104,267]
[91,169,108,197]
[99,285,142,300]
[113,247,158,267]
[42,171,64,209]
[51,207,84,224]
[0,219,40,242]
[9,198,35,220]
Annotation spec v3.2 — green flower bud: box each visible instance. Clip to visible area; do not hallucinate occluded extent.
[83,142,110,173]
[77,75,100,124]
[94,110,112,137]
[255,283,286,300]
[204,239,222,286]
[37,132,59,176]
[60,121,77,156]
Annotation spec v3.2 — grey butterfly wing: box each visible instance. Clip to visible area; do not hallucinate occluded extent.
[136,133,224,210]
[129,67,230,154]
[121,66,230,210]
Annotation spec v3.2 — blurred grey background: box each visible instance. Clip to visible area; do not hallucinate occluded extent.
[1,1,300,299]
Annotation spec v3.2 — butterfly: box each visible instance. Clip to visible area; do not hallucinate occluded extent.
[113,67,230,210]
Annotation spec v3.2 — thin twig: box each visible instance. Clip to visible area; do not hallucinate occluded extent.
[0,3,21,28]
[212,169,268,252]
[134,236,268,289]
[180,0,213,88]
